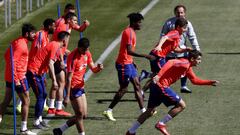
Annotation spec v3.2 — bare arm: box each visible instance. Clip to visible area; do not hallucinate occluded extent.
[127,45,155,61]
[154,36,168,51]
[48,59,58,89]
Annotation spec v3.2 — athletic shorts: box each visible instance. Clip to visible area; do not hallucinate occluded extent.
[26,71,47,98]
[115,63,138,85]
[147,83,181,108]
[54,60,64,75]
[6,78,29,93]
[149,51,166,73]
[70,88,85,100]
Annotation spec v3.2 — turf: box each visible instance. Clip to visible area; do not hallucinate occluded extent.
[1,0,240,135]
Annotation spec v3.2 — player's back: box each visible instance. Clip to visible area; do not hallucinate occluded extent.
[157,58,190,87]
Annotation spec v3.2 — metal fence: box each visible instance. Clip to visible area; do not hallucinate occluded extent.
[3,0,50,28]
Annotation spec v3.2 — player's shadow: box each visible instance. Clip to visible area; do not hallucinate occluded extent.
[0,133,14,135]
[96,99,148,104]
[207,52,240,55]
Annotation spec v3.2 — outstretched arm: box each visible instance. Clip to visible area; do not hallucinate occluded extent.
[186,67,219,86]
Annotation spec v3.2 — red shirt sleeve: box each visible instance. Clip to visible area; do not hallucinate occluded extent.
[67,51,75,73]
[49,42,61,62]
[186,67,214,85]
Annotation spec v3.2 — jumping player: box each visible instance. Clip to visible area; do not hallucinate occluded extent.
[103,12,155,121]
[126,50,219,135]
[53,38,103,135]
[0,23,36,135]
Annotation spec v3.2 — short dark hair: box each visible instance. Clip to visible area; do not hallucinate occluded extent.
[57,31,70,41]
[78,38,90,49]
[175,17,188,28]
[43,18,55,28]
[22,23,36,36]
[65,3,75,10]
[127,12,144,24]
[64,12,77,21]
[188,50,202,60]
[174,4,187,13]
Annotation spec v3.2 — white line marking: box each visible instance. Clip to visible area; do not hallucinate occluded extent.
[84,0,159,81]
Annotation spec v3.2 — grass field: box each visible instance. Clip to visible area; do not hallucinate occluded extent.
[1,0,240,135]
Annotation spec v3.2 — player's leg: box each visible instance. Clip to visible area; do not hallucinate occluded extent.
[180,76,192,93]
[155,87,184,135]
[103,63,130,121]
[126,83,161,134]
[130,63,146,113]
[55,70,72,116]
[17,79,36,134]
[0,84,13,122]
[71,93,87,134]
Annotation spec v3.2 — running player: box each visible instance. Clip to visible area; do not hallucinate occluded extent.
[0,23,36,135]
[53,38,103,135]
[126,50,219,135]
[140,18,192,92]
[103,12,155,121]
[27,31,69,129]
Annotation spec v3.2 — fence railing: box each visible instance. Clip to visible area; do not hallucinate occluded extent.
[2,0,50,28]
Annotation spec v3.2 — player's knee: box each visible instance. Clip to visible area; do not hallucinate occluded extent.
[179,100,186,110]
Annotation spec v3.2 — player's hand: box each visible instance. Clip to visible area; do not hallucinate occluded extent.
[212,80,219,86]
[83,20,90,27]
[152,75,160,84]
[15,81,21,86]
[145,55,156,61]
[97,63,104,70]
[63,96,70,108]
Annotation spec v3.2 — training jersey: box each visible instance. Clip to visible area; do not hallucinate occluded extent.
[4,37,29,83]
[161,17,200,57]
[67,49,93,89]
[151,30,180,58]
[28,41,61,75]
[53,17,88,54]
[156,58,214,88]
[28,29,49,64]
[116,27,136,64]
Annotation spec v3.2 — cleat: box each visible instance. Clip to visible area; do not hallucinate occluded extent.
[126,130,136,135]
[33,123,45,129]
[40,120,50,128]
[44,104,49,112]
[155,123,170,135]
[103,111,116,121]
[47,108,56,116]
[55,109,72,117]
[139,70,149,82]
[53,128,62,135]
[20,130,37,135]
[17,104,21,113]
[180,86,192,93]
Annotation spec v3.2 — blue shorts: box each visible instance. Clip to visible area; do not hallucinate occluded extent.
[70,88,85,100]
[149,51,166,73]
[6,78,29,93]
[115,63,138,85]
[148,83,181,108]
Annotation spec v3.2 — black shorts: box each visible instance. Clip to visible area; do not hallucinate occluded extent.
[54,60,64,75]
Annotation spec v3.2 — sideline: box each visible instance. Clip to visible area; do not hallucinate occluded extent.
[84,0,159,81]
[34,0,159,134]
